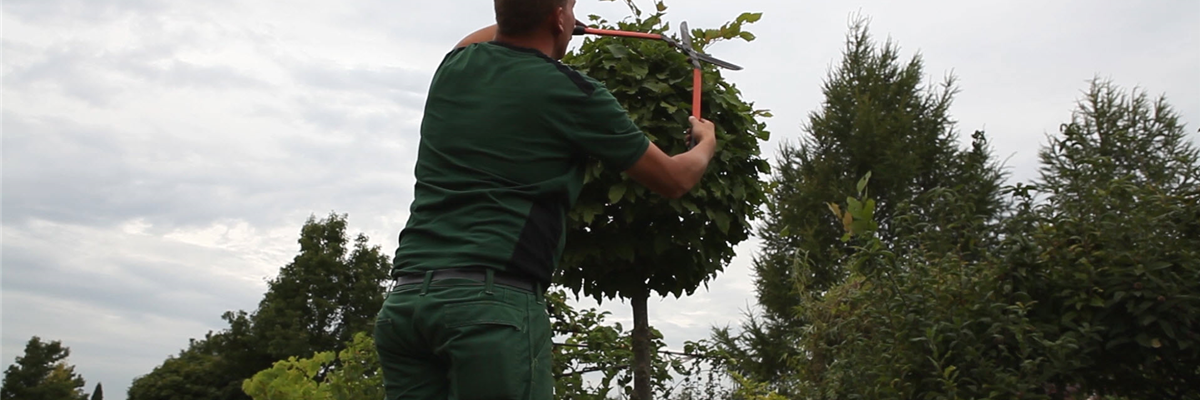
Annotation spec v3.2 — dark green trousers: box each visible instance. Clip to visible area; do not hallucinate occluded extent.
[374,274,553,400]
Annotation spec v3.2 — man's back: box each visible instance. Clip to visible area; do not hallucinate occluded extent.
[393,42,649,285]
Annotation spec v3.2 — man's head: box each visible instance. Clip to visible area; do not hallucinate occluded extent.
[494,0,576,59]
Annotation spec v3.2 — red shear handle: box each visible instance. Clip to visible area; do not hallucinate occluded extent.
[687,68,702,149]
[580,27,663,40]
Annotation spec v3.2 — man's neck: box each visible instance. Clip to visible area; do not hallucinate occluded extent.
[493,34,557,58]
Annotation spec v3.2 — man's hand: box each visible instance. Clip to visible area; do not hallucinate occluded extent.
[686,116,716,155]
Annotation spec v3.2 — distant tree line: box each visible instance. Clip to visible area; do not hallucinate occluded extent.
[711,15,1199,400]
[1,336,102,400]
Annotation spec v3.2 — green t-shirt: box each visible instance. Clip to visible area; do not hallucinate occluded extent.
[392,41,650,286]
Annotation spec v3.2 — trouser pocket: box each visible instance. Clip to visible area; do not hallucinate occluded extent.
[440,300,530,399]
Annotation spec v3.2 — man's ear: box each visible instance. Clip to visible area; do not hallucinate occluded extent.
[549,7,566,35]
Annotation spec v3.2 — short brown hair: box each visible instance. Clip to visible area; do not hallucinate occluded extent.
[494,0,567,36]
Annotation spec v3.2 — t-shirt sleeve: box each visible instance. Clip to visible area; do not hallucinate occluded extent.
[559,81,651,172]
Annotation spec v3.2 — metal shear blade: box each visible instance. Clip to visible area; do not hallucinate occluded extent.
[676,21,743,71]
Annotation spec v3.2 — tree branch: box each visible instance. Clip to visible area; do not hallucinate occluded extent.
[555,364,630,378]
[553,342,715,359]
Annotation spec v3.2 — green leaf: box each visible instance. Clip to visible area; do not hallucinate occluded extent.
[850,218,873,236]
[630,63,649,79]
[581,203,601,224]
[605,43,630,58]
[738,12,763,24]
[681,199,701,214]
[856,171,872,194]
[659,101,678,114]
[712,211,731,234]
[643,80,671,93]
[1160,320,1177,339]
[1110,290,1127,305]
[1135,333,1152,348]
[608,184,627,204]
[1139,314,1157,326]
[738,31,756,42]
[846,197,863,215]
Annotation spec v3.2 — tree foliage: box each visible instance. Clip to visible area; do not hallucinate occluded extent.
[127,311,268,400]
[252,213,391,361]
[128,212,390,400]
[558,0,770,302]
[719,76,1199,399]
[1005,78,1200,397]
[89,383,102,400]
[242,333,382,400]
[751,15,1003,320]
[717,16,1006,394]
[786,178,1078,399]
[1,337,88,400]
[705,9,1200,398]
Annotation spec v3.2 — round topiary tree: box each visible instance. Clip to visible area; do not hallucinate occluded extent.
[557,1,770,398]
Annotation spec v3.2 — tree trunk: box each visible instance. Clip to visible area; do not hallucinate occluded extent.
[631,291,651,400]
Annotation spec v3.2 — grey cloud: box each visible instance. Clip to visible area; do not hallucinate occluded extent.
[291,64,428,98]
[1,0,238,26]
[3,41,273,108]
[3,112,139,227]
[288,95,423,137]
[339,1,490,46]
[1,235,263,326]
[3,3,431,232]
[1,109,417,234]
[2,43,127,107]
[121,58,271,91]
[2,0,168,22]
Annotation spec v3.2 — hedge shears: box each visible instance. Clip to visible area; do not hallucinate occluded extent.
[573,21,743,147]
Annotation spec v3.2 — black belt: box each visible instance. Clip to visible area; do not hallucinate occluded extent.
[392,268,538,292]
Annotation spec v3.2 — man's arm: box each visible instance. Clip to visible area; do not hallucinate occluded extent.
[455,25,499,49]
[624,117,717,199]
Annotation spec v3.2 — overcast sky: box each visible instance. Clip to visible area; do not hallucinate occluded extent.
[3,0,1197,398]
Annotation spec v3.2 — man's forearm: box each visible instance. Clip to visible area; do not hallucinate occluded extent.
[455,25,499,49]
[669,138,716,195]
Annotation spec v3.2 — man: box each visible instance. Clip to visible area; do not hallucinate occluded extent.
[373,0,717,398]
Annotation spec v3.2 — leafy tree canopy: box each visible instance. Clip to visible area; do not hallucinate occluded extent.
[1,336,88,400]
